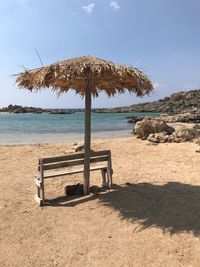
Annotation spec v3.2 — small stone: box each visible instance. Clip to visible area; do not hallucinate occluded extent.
[72,142,84,152]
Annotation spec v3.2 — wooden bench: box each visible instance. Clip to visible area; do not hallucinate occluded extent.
[34,150,113,206]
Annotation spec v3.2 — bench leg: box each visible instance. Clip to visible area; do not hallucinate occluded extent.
[106,168,113,188]
[109,169,113,187]
[101,169,107,187]
[101,169,112,188]
[34,178,43,206]
[37,185,40,198]
[107,170,111,188]
[107,152,113,188]
[41,179,45,205]
[39,159,45,205]
[34,177,45,206]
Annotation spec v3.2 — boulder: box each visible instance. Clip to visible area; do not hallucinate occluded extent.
[126,116,144,123]
[147,132,169,143]
[135,117,175,140]
[147,129,198,143]
[169,129,196,143]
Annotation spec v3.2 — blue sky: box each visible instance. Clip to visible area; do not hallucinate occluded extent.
[0,0,200,108]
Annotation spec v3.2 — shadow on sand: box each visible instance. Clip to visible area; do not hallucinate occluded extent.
[47,182,200,236]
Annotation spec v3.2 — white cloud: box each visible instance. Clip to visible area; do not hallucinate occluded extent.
[110,1,120,9]
[82,3,95,13]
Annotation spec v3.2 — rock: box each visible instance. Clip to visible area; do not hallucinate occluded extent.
[147,132,169,143]
[193,124,200,130]
[135,117,175,140]
[169,129,197,143]
[92,89,200,115]
[49,110,72,114]
[160,112,200,123]
[126,116,144,123]
[0,104,44,114]
[147,127,200,143]
[72,142,84,152]
[147,128,199,143]
[72,142,95,153]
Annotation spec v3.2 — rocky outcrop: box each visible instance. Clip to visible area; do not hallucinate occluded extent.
[169,129,197,143]
[160,112,200,123]
[3,89,200,115]
[49,110,72,114]
[0,104,76,114]
[147,128,199,143]
[135,117,175,140]
[135,117,200,143]
[0,104,43,114]
[93,89,200,114]
[130,111,200,127]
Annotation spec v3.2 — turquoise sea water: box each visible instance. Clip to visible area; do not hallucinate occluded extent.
[0,112,160,144]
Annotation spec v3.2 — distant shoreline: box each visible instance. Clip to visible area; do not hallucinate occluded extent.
[0,104,84,114]
[1,88,200,115]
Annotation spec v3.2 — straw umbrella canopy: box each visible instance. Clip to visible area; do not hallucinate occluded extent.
[15,55,153,194]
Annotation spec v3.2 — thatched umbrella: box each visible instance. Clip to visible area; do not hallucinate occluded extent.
[15,55,153,194]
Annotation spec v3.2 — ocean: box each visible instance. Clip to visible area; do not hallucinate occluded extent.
[0,112,160,144]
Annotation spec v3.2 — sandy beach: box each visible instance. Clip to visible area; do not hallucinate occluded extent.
[0,136,200,266]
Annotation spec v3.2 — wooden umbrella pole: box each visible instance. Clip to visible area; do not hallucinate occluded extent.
[83,87,92,195]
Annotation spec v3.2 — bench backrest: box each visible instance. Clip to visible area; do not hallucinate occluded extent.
[38,150,111,172]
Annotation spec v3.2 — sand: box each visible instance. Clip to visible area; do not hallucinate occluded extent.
[0,136,200,267]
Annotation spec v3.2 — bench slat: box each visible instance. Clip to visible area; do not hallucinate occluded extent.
[41,150,111,164]
[40,165,107,179]
[39,155,109,171]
